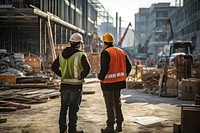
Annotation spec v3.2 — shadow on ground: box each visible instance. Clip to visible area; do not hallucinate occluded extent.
[121,89,194,106]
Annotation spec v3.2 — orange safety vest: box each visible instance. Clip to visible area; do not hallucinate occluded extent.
[101,47,127,83]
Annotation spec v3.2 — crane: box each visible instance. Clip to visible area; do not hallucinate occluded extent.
[118,22,133,46]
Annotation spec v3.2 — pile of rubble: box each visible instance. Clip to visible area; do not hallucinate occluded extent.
[127,58,200,99]
[0,50,32,77]
[0,49,52,84]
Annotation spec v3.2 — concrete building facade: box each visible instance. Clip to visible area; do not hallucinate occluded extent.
[171,0,200,53]
[147,3,177,56]
[134,3,177,57]
[134,8,149,47]
[135,0,200,57]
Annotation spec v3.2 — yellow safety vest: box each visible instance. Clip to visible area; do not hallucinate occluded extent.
[59,52,85,85]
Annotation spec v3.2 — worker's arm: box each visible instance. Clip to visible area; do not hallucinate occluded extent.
[80,54,91,79]
[98,50,110,80]
[125,54,132,76]
[51,56,62,77]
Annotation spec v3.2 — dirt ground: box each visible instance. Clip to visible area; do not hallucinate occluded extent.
[0,78,194,133]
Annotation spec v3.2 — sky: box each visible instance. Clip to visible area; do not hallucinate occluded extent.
[99,0,176,28]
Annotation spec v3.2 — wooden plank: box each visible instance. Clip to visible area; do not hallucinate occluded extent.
[0,89,22,97]
[0,107,17,112]
[0,101,31,109]
[0,88,60,104]
[16,90,40,95]
[35,92,60,100]
[158,74,164,96]
[0,116,7,123]
[21,89,59,99]
[23,93,42,99]
[31,98,49,104]
[0,84,58,89]
[0,96,36,104]
[46,15,56,62]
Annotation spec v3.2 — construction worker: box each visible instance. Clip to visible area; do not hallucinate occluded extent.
[51,33,91,133]
[135,60,143,81]
[98,32,132,133]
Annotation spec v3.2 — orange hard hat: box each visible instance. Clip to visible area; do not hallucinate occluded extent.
[102,32,114,42]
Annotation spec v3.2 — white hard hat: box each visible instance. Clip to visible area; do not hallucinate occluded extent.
[69,33,84,43]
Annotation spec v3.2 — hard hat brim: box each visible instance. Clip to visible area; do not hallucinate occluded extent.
[69,40,84,43]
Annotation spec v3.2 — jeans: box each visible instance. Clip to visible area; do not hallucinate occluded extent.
[102,89,124,129]
[59,84,82,133]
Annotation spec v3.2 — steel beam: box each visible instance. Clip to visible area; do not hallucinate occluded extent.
[30,5,85,34]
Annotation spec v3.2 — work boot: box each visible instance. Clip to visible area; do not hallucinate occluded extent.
[115,124,122,132]
[101,127,115,133]
[59,126,67,133]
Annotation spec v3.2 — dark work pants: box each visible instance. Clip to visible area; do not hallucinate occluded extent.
[102,89,124,129]
[59,87,82,133]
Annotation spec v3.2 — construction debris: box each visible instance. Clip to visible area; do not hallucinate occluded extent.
[127,61,200,99]
[0,50,41,76]
[0,88,60,104]
[0,101,31,110]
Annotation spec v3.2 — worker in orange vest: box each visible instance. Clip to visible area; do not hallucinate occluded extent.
[98,32,132,133]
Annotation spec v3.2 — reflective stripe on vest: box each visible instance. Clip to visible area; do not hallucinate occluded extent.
[105,72,126,79]
[62,78,83,83]
[73,52,80,79]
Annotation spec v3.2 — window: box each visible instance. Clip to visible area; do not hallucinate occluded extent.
[156,11,168,18]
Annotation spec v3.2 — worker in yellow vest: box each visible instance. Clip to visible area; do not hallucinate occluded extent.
[51,33,91,133]
[98,32,132,133]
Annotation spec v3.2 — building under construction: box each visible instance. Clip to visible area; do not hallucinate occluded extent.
[0,0,102,58]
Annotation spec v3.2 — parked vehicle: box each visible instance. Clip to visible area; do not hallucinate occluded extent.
[168,41,194,66]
